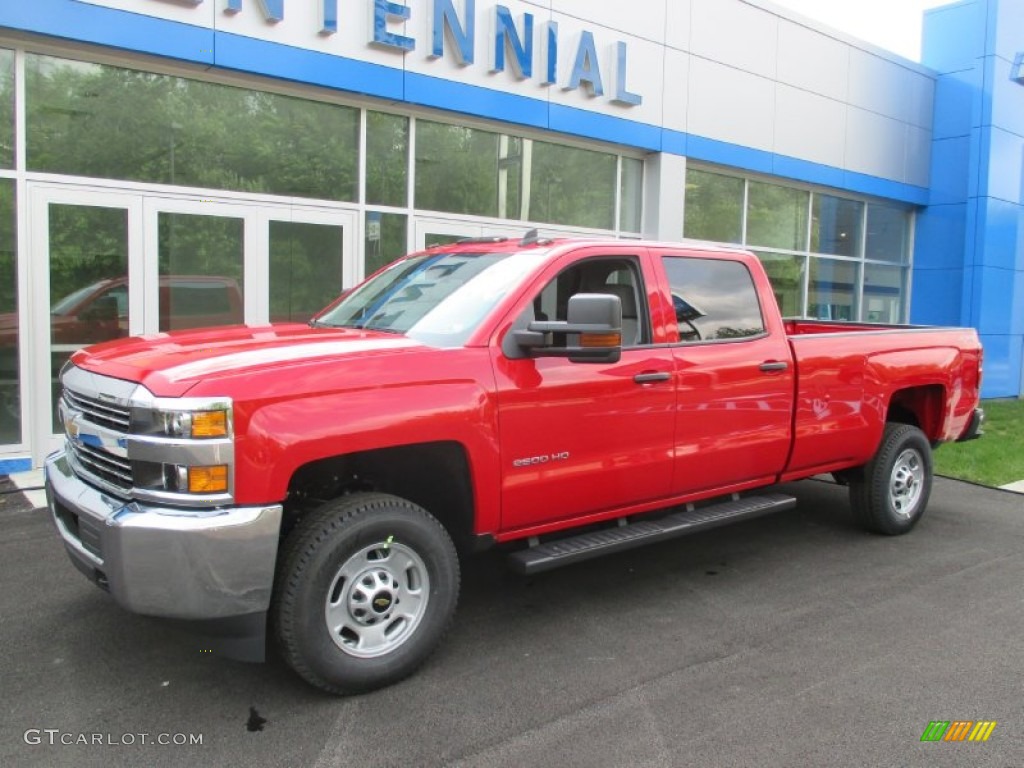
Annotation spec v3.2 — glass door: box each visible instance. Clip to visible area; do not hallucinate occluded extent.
[413,217,595,251]
[28,187,358,466]
[262,208,357,323]
[28,186,144,464]
[414,219,483,251]
[143,199,253,333]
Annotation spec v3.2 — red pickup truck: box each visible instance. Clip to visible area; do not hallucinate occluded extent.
[45,235,983,694]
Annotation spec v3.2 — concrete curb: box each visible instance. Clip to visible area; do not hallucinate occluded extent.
[6,468,46,510]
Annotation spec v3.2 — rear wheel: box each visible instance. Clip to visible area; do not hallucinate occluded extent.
[273,492,460,694]
[849,423,933,535]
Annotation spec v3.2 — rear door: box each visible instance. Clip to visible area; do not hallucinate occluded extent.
[492,247,676,533]
[657,251,795,495]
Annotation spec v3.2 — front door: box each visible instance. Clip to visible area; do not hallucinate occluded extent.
[491,247,677,533]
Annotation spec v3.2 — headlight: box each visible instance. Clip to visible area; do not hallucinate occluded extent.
[159,409,228,438]
[136,405,230,439]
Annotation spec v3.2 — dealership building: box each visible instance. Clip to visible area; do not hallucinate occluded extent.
[0,0,1021,472]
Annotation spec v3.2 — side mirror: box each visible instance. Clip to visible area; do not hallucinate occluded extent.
[510,293,623,364]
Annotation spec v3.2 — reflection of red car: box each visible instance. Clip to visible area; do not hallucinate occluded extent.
[1,275,244,351]
[0,276,242,427]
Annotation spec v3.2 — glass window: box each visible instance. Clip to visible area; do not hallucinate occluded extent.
[0,49,13,169]
[415,121,499,217]
[316,250,548,347]
[620,157,643,233]
[0,180,18,444]
[270,221,345,323]
[661,257,765,341]
[811,194,863,257]
[26,54,359,200]
[527,141,616,230]
[755,252,805,318]
[747,181,808,251]
[413,120,634,231]
[863,263,907,323]
[364,211,407,276]
[684,169,743,244]
[365,111,408,207]
[157,213,244,331]
[48,204,130,431]
[499,135,524,220]
[866,204,910,264]
[808,257,859,321]
[529,258,647,346]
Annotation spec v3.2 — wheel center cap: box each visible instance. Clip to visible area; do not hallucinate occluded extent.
[371,591,393,614]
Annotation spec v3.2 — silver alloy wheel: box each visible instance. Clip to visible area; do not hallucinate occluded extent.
[889,448,925,518]
[324,541,430,659]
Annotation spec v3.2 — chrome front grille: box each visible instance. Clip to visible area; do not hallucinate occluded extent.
[63,389,131,431]
[66,440,133,493]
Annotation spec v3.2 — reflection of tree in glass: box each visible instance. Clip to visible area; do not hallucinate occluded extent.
[366,112,408,208]
[270,221,344,323]
[26,54,358,200]
[415,121,500,217]
[746,181,808,251]
[0,180,18,442]
[0,50,13,169]
[684,169,743,244]
[528,141,616,230]
[48,205,127,308]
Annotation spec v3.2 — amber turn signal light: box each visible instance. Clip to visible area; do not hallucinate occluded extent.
[579,332,622,348]
[188,465,228,493]
[191,410,228,438]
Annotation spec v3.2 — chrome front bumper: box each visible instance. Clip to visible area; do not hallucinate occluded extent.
[45,450,283,621]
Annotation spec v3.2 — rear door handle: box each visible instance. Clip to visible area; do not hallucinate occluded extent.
[633,372,672,384]
[759,361,789,373]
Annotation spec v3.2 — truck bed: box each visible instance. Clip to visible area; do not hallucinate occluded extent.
[780,319,983,482]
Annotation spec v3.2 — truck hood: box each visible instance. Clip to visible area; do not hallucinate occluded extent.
[70,323,426,397]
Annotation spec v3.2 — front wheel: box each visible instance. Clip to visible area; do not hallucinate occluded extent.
[273,492,460,694]
[849,423,933,535]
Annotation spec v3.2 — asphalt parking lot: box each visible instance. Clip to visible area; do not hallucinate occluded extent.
[1,475,1022,767]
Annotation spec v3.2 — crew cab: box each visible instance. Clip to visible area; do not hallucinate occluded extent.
[44,235,984,694]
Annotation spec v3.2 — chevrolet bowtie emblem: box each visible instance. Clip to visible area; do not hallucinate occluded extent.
[65,413,80,439]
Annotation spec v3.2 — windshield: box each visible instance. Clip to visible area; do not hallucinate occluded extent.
[314,250,548,347]
[51,281,109,316]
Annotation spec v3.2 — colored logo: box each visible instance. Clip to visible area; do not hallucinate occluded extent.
[920,721,997,742]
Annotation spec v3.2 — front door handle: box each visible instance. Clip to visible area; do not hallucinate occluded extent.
[633,372,672,384]
[759,361,789,373]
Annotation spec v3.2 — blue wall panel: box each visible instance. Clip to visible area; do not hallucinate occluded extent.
[973,198,1024,271]
[929,137,971,205]
[215,32,404,101]
[922,0,1024,397]
[0,457,31,476]
[914,204,968,270]
[922,1,986,74]
[971,266,1024,335]
[977,333,1023,397]
[910,268,963,326]
[932,68,983,139]
[0,0,214,65]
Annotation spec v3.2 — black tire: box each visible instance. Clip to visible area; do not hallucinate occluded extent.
[849,423,933,535]
[273,492,460,695]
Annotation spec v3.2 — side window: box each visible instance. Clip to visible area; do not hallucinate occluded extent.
[529,257,648,346]
[106,284,128,319]
[662,257,765,342]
